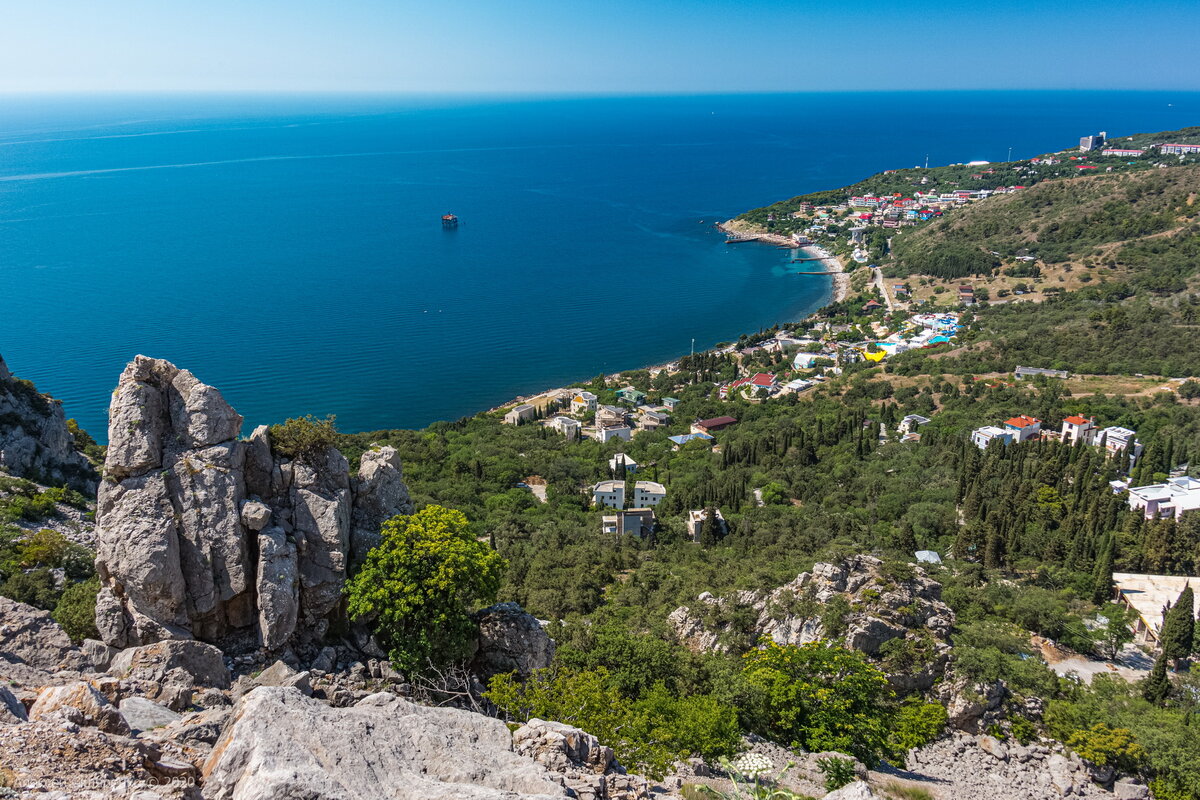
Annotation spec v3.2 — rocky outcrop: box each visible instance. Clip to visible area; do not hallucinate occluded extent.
[668,555,954,689]
[0,596,86,679]
[905,732,1120,799]
[203,687,575,799]
[514,718,652,800]
[0,352,97,491]
[473,602,557,682]
[93,356,412,653]
[29,680,131,734]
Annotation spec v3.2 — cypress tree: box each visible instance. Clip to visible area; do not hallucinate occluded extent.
[699,505,720,547]
[1143,651,1172,703]
[1161,586,1195,664]
[1091,534,1115,605]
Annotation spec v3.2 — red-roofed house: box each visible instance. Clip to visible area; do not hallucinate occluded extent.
[1061,415,1096,446]
[1003,415,1042,443]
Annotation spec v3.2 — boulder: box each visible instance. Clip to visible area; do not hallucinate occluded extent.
[0,684,27,724]
[472,602,556,681]
[119,696,182,734]
[81,638,118,671]
[822,781,878,800]
[0,595,85,673]
[153,707,230,747]
[1113,778,1150,800]
[202,687,571,799]
[109,640,231,689]
[255,527,299,650]
[513,717,616,774]
[350,445,413,565]
[29,681,130,735]
[251,660,312,695]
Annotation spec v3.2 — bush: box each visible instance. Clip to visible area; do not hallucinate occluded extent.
[53,576,100,642]
[816,756,857,791]
[888,700,948,759]
[267,414,339,461]
[1066,724,1146,773]
[742,641,893,766]
[346,505,505,673]
[1,567,59,610]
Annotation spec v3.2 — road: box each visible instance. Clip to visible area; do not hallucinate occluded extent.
[871,266,896,311]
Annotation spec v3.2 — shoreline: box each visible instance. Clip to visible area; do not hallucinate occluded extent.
[491,220,851,414]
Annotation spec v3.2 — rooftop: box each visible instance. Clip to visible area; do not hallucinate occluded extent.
[1004,415,1041,428]
[696,415,738,428]
[1114,572,1200,636]
[1063,415,1093,426]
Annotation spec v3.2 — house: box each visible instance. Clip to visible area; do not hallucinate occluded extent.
[862,300,884,312]
[637,410,670,430]
[893,284,910,297]
[668,432,714,449]
[692,416,737,435]
[662,397,681,410]
[592,480,625,509]
[549,415,581,441]
[602,508,656,538]
[958,286,975,305]
[898,414,931,435]
[1015,366,1070,380]
[615,387,647,406]
[595,425,632,444]
[570,391,598,415]
[783,378,815,393]
[686,508,726,542]
[596,405,628,427]
[503,404,536,425]
[1114,572,1200,643]
[1096,426,1142,462]
[1101,148,1144,157]
[609,453,638,474]
[632,481,667,507]
[1128,476,1200,519]
[1003,415,1042,443]
[723,373,778,398]
[1060,415,1096,446]
[972,426,1015,449]
[1160,143,1200,156]
[794,351,832,369]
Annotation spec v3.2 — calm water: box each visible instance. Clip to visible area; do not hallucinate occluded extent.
[0,91,1195,439]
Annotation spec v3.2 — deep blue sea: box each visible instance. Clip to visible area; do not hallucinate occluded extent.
[0,91,1196,439]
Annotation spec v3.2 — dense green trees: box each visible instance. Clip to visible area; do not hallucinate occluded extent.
[346,505,506,673]
[1161,586,1195,664]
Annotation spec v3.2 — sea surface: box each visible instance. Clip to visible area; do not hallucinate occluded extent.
[0,91,1195,439]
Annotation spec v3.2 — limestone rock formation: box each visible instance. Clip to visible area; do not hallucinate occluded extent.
[93,356,412,653]
[0,352,97,491]
[667,555,954,690]
[29,680,131,734]
[0,596,86,677]
[472,602,557,682]
[202,687,573,799]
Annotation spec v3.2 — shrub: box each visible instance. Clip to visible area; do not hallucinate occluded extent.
[346,505,505,673]
[267,414,339,461]
[816,756,857,791]
[888,700,948,759]
[53,577,100,642]
[1066,724,1146,773]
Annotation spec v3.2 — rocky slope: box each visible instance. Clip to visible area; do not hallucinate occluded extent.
[93,355,413,652]
[669,555,954,691]
[0,352,97,492]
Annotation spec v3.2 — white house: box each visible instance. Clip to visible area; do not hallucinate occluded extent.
[1003,415,1042,443]
[1128,476,1200,520]
[595,425,632,444]
[592,480,625,509]
[632,480,666,507]
[686,508,725,542]
[1060,415,1096,446]
[596,405,628,427]
[549,415,581,441]
[898,414,931,435]
[503,404,536,425]
[972,426,1014,449]
[609,453,638,474]
[570,391,598,415]
[1096,426,1143,462]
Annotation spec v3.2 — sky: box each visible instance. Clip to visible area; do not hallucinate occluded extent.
[2,0,1198,94]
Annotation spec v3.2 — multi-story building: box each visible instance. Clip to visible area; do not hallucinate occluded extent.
[503,404,536,425]
[1060,415,1096,446]
[549,415,581,441]
[1160,143,1200,155]
[601,508,656,538]
[1127,476,1200,520]
[570,390,598,415]
[632,481,666,507]
[592,480,625,509]
[972,426,1014,450]
[1003,415,1042,443]
[686,508,726,542]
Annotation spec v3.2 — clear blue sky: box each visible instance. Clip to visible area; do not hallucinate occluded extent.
[3,0,1197,93]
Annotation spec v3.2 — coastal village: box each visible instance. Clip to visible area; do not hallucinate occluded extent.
[485,127,1200,655]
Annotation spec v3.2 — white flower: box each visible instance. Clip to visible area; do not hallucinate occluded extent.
[730,752,773,780]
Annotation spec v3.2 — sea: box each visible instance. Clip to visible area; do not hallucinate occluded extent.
[0,91,1195,440]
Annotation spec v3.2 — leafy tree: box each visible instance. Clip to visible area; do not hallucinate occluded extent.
[741,640,893,765]
[1097,604,1137,661]
[1161,586,1195,664]
[1066,723,1146,774]
[346,505,505,673]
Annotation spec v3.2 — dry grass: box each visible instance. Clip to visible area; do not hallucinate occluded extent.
[883,782,934,800]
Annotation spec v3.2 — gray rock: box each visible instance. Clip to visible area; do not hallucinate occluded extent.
[240,499,272,531]
[472,602,556,682]
[252,660,312,695]
[81,638,118,671]
[109,639,231,689]
[0,595,85,674]
[349,445,413,565]
[0,684,28,724]
[310,646,337,673]
[822,782,878,800]
[119,696,182,734]
[978,735,1009,762]
[29,681,130,735]
[1113,778,1150,800]
[155,707,230,746]
[202,687,572,799]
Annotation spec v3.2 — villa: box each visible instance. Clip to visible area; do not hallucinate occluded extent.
[549,415,581,441]
[592,480,625,509]
[1060,415,1096,446]
[972,425,1014,450]
[1127,476,1200,520]
[595,424,632,443]
[632,480,666,507]
[602,509,656,538]
[503,403,536,425]
[615,386,647,406]
[898,414,931,435]
[692,416,737,435]
[686,508,726,542]
[1003,415,1042,443]
[668,432,714,450]
[570,390,598,415]
[609,453,638,474]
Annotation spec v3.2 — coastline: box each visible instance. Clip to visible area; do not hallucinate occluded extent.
[491,220,851,413]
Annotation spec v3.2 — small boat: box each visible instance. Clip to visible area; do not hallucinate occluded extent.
[441,213,458,228]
